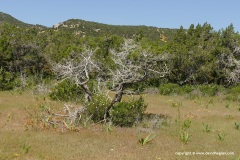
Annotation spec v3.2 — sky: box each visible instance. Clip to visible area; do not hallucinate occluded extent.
[0,0,239,32]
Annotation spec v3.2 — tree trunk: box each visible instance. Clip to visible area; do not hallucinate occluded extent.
[80,84,92,102]
[105,84,124,119]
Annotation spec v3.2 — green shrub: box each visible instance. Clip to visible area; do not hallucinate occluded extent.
[198,84,223,96]
[226,85,240,101]
[159,83,180,95]
[86,93,111,122]
[110,97,147,127]
[0,68,17,90]
[49,80,83,102]
[159,83,194,95]
[179,85,194,94]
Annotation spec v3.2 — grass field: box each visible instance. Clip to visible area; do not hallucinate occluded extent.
[0,91,240,160]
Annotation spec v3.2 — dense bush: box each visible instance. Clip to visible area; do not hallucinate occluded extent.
[110,97,147,127]
[198,84,224,96]
[49,80,83,102]
[159,83,180,95]
[158,83,194,95]
[225,85,240,101]
[0,67,17,90]
[86,93,111,122]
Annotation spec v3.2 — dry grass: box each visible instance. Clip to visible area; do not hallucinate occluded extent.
[0,91,240,160]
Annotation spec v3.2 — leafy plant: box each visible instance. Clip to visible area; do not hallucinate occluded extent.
[208,99,214,104]
[0,67,17,90]
[49,79,83,102]
[235,122,240,130]
[198,84,222,96]
[159,83,180,95]
[202,123,211,132]
[183,119,191,129]
[217,133,225,141]
[171,101,182,108]
[180,131,190,144]
[225,85,240,101]
[21,143,31,154]
[86,93,111,122]
[226,115,234,119]
[225,102,231,108]
[138,133,156,146]
[110,97,147,127]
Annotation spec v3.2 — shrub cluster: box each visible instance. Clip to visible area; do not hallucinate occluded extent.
[0,67,17,90]
[226,85,240,101]
[159,83,226,97]
[158,83,240,101]
[110,97,147,127]
[158,83,193,95]
[86,93,111,122]
[49,80,83,102]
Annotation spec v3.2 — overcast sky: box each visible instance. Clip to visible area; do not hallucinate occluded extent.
[0,0,239,32]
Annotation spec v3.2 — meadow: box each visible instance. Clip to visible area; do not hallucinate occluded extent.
[0,91,240,160]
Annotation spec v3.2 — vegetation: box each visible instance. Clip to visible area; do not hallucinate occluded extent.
[0,12,240,159]
[110,97,147,127]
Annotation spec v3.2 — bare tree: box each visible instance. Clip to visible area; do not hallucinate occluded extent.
[52,48,99,102]
[218,46,240,85]
[52,39,170,119]
[104,39,169,117]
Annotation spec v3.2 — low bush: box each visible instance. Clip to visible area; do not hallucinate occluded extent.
[225,85,240,101]
[49,80,83,102]
[198,84,223,96]
[159,83,180,95]
[159,83,194,95]
[159,83,226,97]
[0,67,17,90]
[110,97,147,127]
[86,93,111,122]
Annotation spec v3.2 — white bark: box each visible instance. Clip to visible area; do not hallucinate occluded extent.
[52,48,99,102]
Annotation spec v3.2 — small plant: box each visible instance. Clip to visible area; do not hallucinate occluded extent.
[217,133,225,141]
[171,101,182,108]
[104,122,114,132]
[183,119,191,130]
[180,131,190,144]
[21,143,31,154]
[235,122,240,130]
[202,123,211,132]
[208,99,214,104]
[138,133,156,146]
[226,115,234,119]
[225,102,231,108]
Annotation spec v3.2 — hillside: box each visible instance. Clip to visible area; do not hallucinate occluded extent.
[0,12,33,27]
[0,11,176,42]
[53,19,177,41]
[0,12,47,29]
